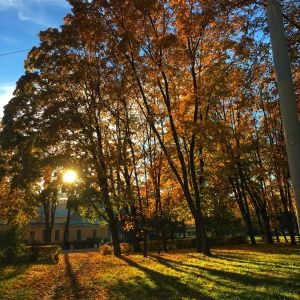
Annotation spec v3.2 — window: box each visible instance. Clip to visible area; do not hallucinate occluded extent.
[30,231,35,241]
[93,229,97,239]
[55,230,60,241]
[77,230,82,241]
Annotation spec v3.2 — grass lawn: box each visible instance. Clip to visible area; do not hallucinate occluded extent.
[0,243,300,299]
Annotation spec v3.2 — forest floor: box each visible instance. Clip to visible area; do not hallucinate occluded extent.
[1,242,300,300]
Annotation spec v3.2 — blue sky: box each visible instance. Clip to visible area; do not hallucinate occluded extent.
[0,0,72,118]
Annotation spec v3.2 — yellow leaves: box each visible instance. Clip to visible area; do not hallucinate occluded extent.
[1,244,300,299]
[151,34,178,50]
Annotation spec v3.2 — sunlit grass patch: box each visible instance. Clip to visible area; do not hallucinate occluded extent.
[0,243,299,299]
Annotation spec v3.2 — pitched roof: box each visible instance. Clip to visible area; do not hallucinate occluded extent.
[35,205,99,226]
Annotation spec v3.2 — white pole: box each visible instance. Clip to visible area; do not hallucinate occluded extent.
[266,0,300,228]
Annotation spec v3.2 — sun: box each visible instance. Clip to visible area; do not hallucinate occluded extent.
[63,170,77,183]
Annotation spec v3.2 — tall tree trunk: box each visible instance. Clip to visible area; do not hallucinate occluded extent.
[237,162,273,243]
[44,201,51,243]
[228,176,256,245]
[63,208,71,249]
[155,218,161,255]
[93,122,121,256]
[274,228,280,242]
[188,192,210,255]
[129,205,143,252]
[279,186,296,245]
[106,207,121,256]
[124,37,211,256]
[182,220,186,238]
[43,199,56,243]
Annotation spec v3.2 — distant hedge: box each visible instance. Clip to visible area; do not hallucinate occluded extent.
[138,235,247,252]
[208,235,248,246]
[69,239,100,249]
[27,245,61,264]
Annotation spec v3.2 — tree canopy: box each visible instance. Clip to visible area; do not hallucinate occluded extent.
[0,0,299,255]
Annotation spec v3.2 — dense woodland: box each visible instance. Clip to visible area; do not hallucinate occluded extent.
[0,0,300,256]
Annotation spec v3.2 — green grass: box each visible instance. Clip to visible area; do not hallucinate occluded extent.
[0,243,300,299]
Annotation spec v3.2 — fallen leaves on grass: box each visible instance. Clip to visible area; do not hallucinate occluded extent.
[1,243,300,300]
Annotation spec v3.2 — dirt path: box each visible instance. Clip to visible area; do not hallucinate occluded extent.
[42,249,100,299]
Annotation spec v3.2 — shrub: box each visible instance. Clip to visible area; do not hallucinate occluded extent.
[208,235,247,246]
[140,240,156,251]
[0,227,26,263]
[27,245,61,264]
[140,240,177,252]
[99,236,247,256]
[99,244,113,255]
[172,235,247,249]
[120,243,133,253]
[71,239,100,249]
[174,238,196,249]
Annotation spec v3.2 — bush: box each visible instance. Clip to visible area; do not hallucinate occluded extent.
[120,243,133,253]
[99,244,113,255]
[99,235,247,256]
[174,238,196,249]
[140,240,177,251]
[140,240,157,251]
[71,239,101,249]
[172,235,247,249]
[0,227,26,263]
[27,245,61,264]
[208,235,248,246]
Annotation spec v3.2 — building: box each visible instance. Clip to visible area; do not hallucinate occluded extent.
[1,204,109,244]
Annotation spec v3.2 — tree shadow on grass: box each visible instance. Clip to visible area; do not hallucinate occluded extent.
[0,262,33,299]
[52,253,84,300]
[0,263,29,281]
[209,253,300,270]
[212,243,300,256]
[116,255,213,300]
[144,254,299,300]
[196,263,299,300]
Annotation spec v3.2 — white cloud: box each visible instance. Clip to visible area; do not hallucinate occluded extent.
[0,86,15,118]
[0,0,18,10]
[0,0,70,11]
[0,0,71,27]
[18,11,31,21]
[17,9,50,27]
[0,0,23,11]
[38,0,70,7]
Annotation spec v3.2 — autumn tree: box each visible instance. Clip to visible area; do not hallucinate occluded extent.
[21,4,148,255]
[0,73,67,235]
[2,0,299,253]
[92,0,273,255]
